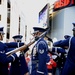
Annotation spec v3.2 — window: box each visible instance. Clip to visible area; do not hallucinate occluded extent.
[25,25,27,41]
[7,13,10,23]
[7,0,11,8]
[0,0,1,4]
[7,17,10,23]
[7,0,11,40]
[0,15,1,21]
[18,17,20,34]
[39,3,49,28]
[6,24,10,39]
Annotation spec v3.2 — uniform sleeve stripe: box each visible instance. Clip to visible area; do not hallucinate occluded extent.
[37,70,44,74]
[55,47,57,53]
[11,55,15,61]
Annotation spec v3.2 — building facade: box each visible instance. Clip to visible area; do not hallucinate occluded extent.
[0,0,7,42]
[49,0,75,42]
[0,0,27,42]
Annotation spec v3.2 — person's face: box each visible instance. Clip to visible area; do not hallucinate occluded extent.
[33,32,42,38]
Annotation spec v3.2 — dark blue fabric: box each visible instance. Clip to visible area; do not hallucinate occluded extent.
[52,47,66,53]
[5,42,29,53]
[33,27,46,32]
[31,38,49,75]
[0,27,5,34]
[0,42,17,75]
[10,53,29,75]
[61,58,75,75]
[53,39,69,49]
[31,63,37,75]
[31,45,38,75]
[20,54,29,75]
[5,42,24,48]
[12,35,23,39]
[7,42,29,75]
[53,37,75,75]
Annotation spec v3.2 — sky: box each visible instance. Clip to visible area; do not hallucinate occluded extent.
[21,0,47,27]
[16,0,57,28]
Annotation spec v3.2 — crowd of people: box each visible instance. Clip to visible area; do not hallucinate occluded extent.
[0,22,75,75]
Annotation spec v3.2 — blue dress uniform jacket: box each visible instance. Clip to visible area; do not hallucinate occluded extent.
[5,42,29,75]
[5,42,24,48]
[9,52,28,75]
[53,37,75,75]
[51,47,66,53]
[0,42,17,75]
[31,42,39,75]
[31,38,50,75]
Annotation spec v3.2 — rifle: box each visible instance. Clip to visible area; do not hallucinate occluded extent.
[46,35,53,43]
[6,28,50,56]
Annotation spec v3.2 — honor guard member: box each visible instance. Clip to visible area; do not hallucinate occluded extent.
[31,27,50,75]
[0,27,18,75]
[49,47,67,75]
[53,23,75,75]
[5,35,29,75]
[48,35,70,75]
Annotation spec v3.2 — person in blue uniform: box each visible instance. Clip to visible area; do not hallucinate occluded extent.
[53,23,75,75]
[31,27,50,75]
[0,27,18,75]
[47,35,70,75]
[5,35,29,75]
[49,47,67,75]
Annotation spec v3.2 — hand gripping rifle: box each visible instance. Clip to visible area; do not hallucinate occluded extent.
[6,28,50,56]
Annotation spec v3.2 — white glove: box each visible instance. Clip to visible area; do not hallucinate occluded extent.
[46,61,52,65]
[52,55,57,59]
[48,47,52,52]
[16,51,20,57]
